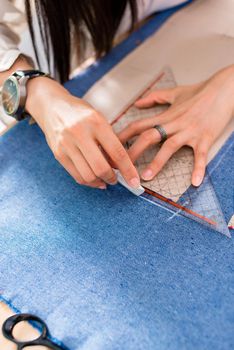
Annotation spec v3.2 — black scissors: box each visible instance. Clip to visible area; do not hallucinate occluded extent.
[2,313,65,350]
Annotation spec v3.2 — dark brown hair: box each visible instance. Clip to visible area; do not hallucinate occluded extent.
[25,0,137,83]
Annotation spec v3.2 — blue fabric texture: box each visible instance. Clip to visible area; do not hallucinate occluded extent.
[1,2,234,350]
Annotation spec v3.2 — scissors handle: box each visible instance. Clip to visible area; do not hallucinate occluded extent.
[18,339,63,350]
[21,339,64,350]
[2,313,64,350]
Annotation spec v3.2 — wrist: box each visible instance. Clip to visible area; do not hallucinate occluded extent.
[216,65,234,88]
[25,77,70,129]
[210,65,234,116]
[0,55,33,86]
[222,66,234,115]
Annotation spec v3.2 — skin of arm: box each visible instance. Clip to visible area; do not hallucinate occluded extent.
[118,65,234,187]
[0,56,140,190]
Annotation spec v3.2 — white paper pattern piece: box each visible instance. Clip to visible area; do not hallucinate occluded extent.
[112,67,194,202]
[114,169,145,196]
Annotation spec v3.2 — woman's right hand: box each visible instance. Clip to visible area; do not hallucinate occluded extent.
[26,77,140,189]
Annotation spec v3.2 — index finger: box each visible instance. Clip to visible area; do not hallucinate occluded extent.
[97,126,140,188]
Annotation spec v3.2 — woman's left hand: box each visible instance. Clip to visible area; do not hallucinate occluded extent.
[117,66,234,186]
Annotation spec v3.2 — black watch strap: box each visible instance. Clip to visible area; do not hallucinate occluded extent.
[13,70,49,79]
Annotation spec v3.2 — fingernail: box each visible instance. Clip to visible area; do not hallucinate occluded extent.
[142,169,153,180]
[99,185,107,190]
[129,177,141,188]
[193,175,202,187]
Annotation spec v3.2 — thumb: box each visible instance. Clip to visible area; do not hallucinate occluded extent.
[135,88,178,109]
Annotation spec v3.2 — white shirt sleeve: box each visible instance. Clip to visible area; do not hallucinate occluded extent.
[118,0,188,36]
[0,0,28,72]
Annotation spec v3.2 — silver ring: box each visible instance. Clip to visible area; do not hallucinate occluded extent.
[154,125,168,143]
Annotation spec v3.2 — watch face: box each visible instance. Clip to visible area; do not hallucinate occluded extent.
[2,77,20,116]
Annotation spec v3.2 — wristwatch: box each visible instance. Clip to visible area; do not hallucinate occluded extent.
[1,70,49,121]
